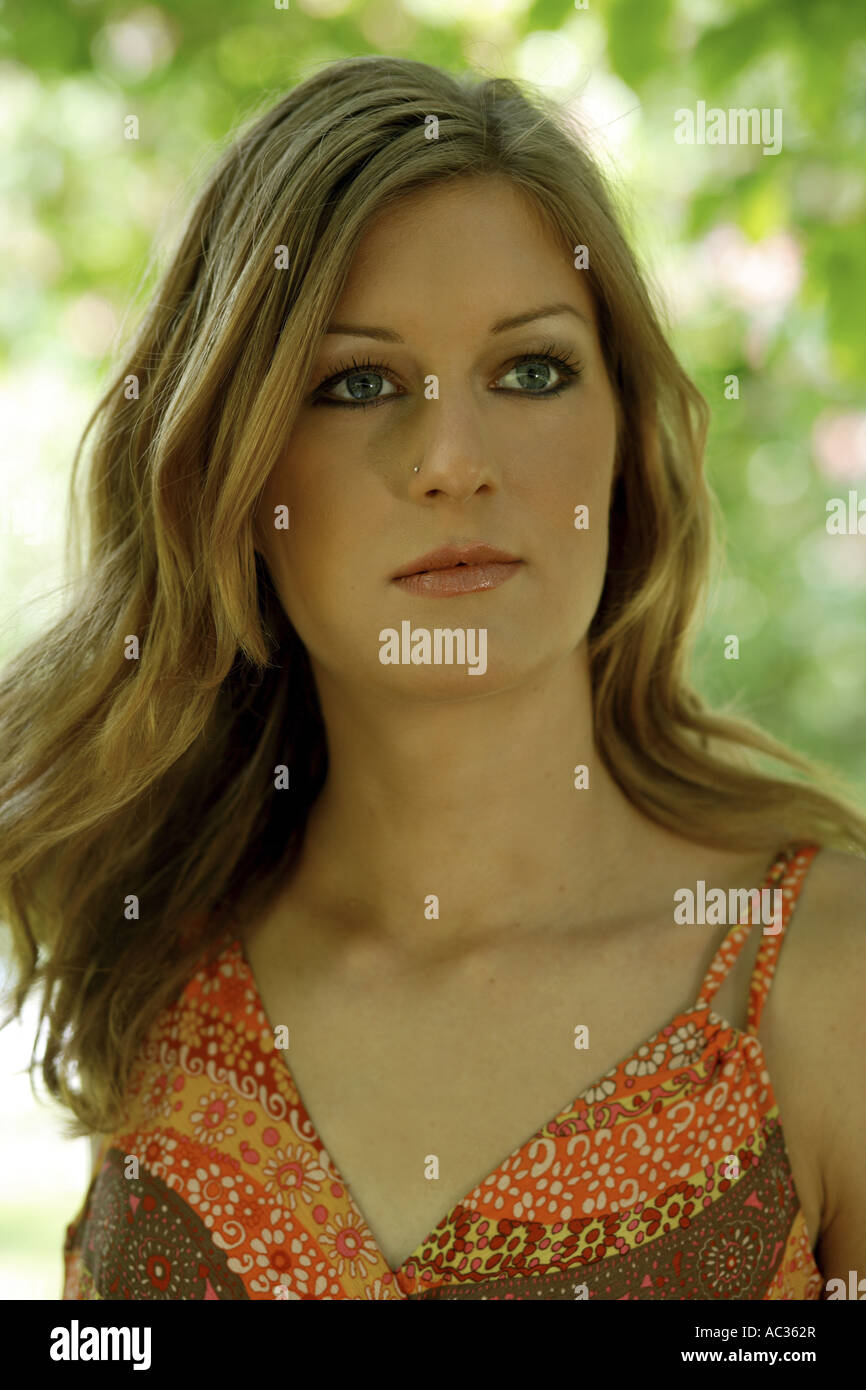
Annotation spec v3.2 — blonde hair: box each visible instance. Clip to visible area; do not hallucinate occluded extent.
[1,55,864,1139]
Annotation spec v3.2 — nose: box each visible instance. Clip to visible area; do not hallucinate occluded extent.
[406,390,500,503]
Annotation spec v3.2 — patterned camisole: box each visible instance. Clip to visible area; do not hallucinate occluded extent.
[62,843,825,1299]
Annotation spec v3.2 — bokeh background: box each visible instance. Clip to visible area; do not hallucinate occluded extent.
[1,0,864,1297]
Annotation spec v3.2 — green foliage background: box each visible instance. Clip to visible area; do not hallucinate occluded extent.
[0,0,865,1299]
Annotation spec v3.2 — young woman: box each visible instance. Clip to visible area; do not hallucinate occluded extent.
[1,55,864,1301]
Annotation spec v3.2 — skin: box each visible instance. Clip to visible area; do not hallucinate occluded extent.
[248,176,864,1283]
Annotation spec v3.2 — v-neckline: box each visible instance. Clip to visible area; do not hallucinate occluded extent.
[229,847,789,1276]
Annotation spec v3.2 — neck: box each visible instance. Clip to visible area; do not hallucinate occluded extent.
[293,642,666,956]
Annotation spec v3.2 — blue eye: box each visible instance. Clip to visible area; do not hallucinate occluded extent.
[310,344,583,410]
[497,355,578,394]
[314,361,399,407]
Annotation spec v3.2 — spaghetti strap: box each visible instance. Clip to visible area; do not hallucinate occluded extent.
[746,844,820,1034]
[695,843,820,1019]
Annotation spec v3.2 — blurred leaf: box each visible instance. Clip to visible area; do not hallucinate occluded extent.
[809,223,866,380]
[738,175,789,238]
[693,5,783,90]
[607,0,673,88]
[522,0,577,33]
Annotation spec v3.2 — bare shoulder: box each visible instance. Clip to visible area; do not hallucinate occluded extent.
[781,845,865,958]
[762,847,866,1278]
[776,848,865,1011]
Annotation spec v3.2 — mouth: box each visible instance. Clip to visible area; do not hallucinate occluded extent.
[391,544,522,597]
[391,543,521,580]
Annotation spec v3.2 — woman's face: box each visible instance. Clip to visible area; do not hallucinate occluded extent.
[255,175,619,700]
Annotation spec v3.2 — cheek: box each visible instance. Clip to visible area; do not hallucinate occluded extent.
[257,448,315,560]
[531,419,616,535]
[531,405,616,603]
[257,456,361,619]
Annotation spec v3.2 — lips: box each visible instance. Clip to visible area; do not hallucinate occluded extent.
[391,543,520,580]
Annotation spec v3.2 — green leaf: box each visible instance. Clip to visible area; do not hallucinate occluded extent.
[607,0,673,88]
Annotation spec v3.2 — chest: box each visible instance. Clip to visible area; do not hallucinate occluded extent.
[244,921,823,1274]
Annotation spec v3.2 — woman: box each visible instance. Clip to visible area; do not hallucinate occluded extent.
[1,55,864,1301]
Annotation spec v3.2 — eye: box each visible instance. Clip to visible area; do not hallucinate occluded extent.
[312,357,400,408]
[494,350,582,396]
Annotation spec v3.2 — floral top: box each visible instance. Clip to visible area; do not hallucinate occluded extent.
[62,843,824,1299]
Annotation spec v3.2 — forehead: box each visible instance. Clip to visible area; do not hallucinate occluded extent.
[334,176,598,330]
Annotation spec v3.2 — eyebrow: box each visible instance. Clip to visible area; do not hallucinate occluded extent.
[324,302,591,341]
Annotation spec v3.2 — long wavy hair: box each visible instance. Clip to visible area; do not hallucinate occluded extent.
[2,55,864,1140]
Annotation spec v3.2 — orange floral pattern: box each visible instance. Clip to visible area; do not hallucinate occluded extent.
[63,844,824,1300]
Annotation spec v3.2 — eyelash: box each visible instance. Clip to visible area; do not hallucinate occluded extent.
[310,341,584,409]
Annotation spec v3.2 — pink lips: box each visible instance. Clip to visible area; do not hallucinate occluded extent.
[391,543,522,597]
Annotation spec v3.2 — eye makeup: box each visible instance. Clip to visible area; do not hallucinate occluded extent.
[309,340,585,410]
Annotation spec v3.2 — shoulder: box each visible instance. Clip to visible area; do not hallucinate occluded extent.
[777,847,865,1005]
[777,845,864,956]
[765,847,866,1278]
